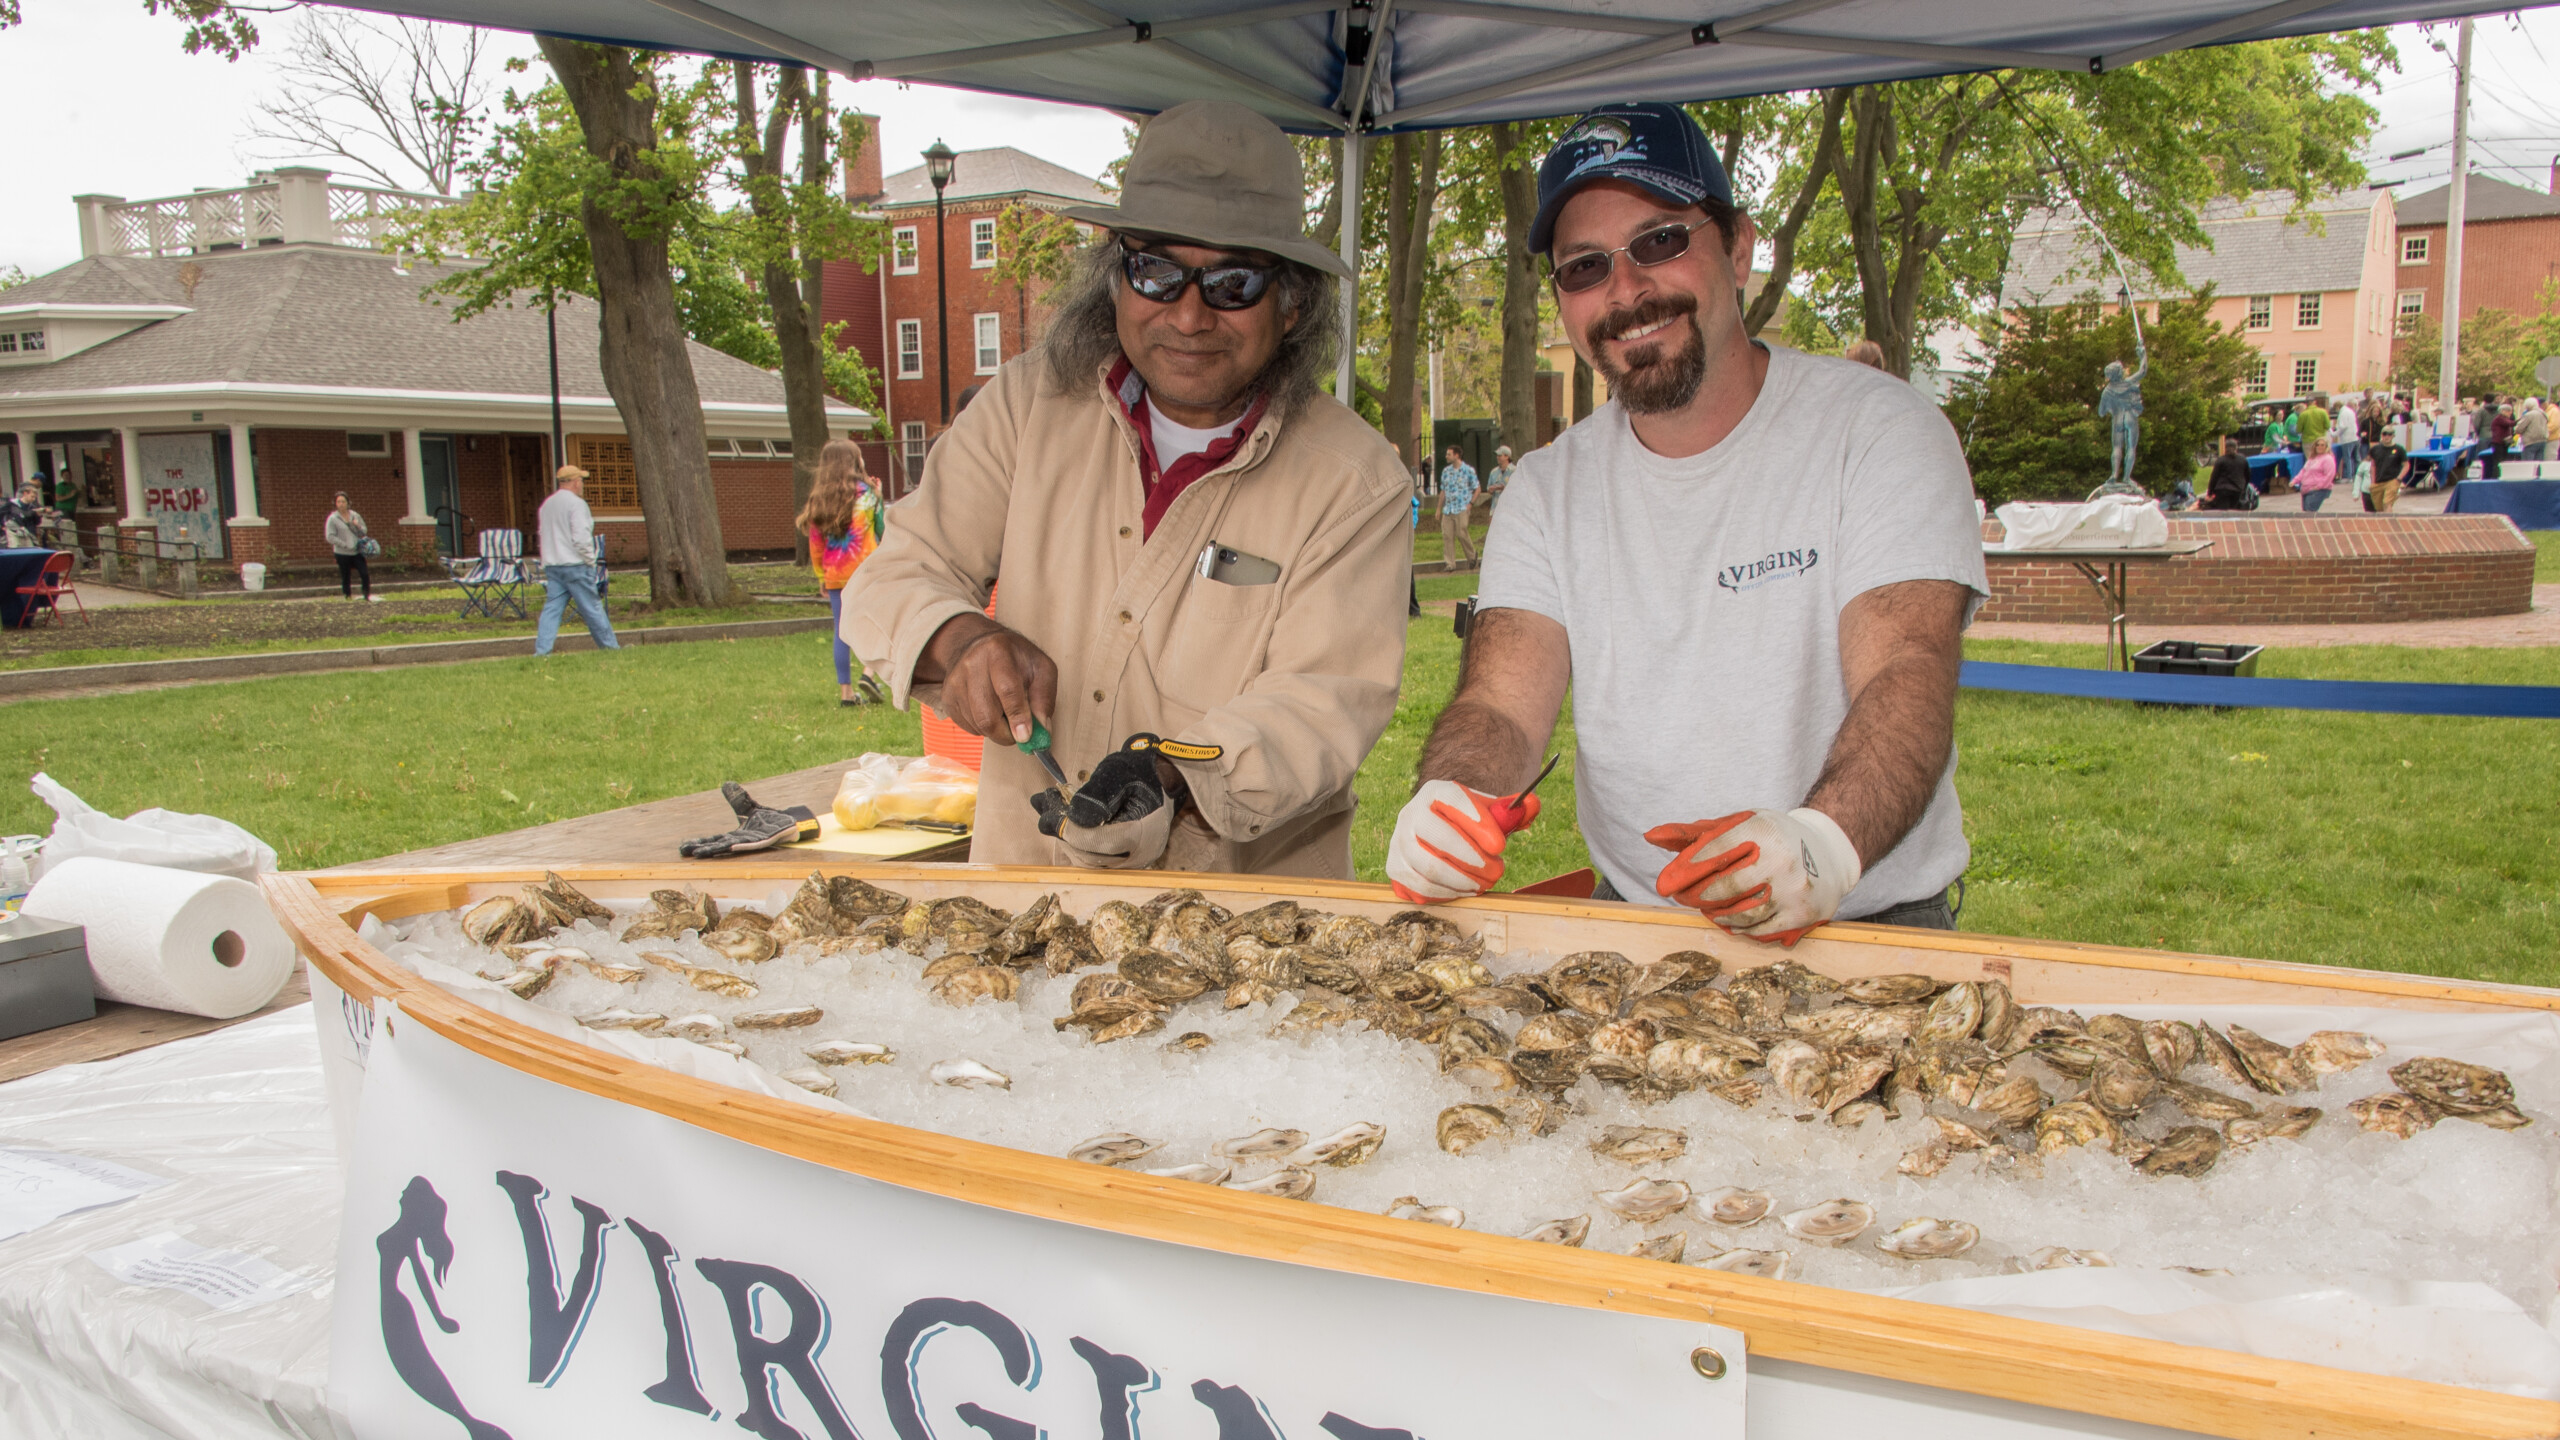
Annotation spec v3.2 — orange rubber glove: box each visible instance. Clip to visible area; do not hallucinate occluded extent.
[1647,807,1862,947]
[1387,780,1544,904]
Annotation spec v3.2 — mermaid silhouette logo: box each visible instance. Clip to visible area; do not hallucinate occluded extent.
[378,1176,513,1440]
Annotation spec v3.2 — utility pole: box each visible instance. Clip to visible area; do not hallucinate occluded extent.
[2436,17,2472,433]
[1335,134,1364,406]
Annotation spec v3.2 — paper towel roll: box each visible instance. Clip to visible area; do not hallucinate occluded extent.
[23,857,293,1019]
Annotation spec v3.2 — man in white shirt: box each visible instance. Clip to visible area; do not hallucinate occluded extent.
[534,465,620,656]
[1386,102,1986,943]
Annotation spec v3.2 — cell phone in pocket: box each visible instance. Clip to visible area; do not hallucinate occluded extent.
[1196,542,1281,586]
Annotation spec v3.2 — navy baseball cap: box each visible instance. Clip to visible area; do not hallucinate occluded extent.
[1527,102,1734,257]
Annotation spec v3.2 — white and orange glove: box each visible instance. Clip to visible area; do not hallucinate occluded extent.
[1647,808,1862,947]
[1386,780,1543,903]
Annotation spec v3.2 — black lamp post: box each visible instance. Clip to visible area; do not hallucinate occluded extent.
[924,139,957,425]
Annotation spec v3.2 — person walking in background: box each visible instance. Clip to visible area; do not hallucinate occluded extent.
[325,491,375,601]
[2515,397,2548,464]
[2201,436,2256,510]
[1485,444,1516,505]
[2294,441,2338,513]
[799,438,889,707]
[534,465,619,656]
[2483,402,2515,479]
[1843,338,1888,372]
[1408,484,1424,618]
[2366,431,2408,512]
[1437,445,1479,566]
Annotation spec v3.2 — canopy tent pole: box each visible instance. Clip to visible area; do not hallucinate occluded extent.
[2437,16,2471,432]
[1336,132,1365,406]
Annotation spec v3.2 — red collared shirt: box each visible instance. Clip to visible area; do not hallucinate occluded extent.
[1107,358,1272,539]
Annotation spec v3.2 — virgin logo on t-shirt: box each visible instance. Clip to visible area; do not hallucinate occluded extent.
[1716,547,1820,592]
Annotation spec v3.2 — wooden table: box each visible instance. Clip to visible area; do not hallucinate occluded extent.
[1985,540,2215,670]
[0,761,970,1082]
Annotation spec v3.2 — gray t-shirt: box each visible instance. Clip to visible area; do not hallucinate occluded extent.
[1475,343,1988,916]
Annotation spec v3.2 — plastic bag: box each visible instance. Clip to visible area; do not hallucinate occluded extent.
[1993,494,2170,550]
[28,772,277,883]
[832,752,978,831]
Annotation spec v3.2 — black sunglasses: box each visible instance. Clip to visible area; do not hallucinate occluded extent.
[1119,244,1277,311]
[1546,220,1712,295]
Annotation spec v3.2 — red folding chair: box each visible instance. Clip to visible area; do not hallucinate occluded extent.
[16,551,83,626]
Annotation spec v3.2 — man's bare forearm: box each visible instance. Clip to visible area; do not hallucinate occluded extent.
[1804,581,1967,867]
[1414,607,1570,797]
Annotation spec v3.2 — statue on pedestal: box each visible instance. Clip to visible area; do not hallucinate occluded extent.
[2093,346,2150,497]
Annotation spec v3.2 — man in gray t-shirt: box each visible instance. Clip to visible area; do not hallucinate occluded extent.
[1385,102,1986,944]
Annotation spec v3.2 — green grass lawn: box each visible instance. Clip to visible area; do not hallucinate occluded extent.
[1,620,2550,986]
[2535,530,2560,583]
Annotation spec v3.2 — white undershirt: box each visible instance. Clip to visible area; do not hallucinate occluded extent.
[1148,401,1245,469]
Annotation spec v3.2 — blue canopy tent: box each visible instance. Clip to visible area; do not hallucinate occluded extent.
[327,0,2540,395]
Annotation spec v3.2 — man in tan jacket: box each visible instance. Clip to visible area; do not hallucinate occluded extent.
[841,101,1412,877]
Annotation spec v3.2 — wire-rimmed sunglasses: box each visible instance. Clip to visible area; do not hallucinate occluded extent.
[1119,243,1278,311]
[1546,220,1713,295]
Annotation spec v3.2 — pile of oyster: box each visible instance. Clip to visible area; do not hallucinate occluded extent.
[441,872,2536,1268]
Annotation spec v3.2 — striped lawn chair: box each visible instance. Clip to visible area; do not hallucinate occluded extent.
[447,529,530,620]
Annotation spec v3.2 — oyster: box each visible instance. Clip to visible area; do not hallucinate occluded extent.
[1454,983,1545,1018]
[2160,1079,2258,1122]
[1298,1122,1386,1168]
[1876,1217,1979,1259]
[2134,1125,2225,1178]
[1214,1127,1310,1160]
[1813,1044,1897,1115]
[2087,1057,2159,1119]
[2225,1105,2321,1147]
[1655,950,1721,991]
[2193,1022,2260,1091]
[1120,949,1213,1002]
[1645,1036,1754,1091]
[1223,900,1303,945]
[561,951,647,985]
[825,876,908,919]
[1589,1125,1688,1167]
[2225,1024,2312,1093]
[577,1007,667,1032]
[1830,1101,1886,1129]
[1515,1011,1597,1051]
[1780,1200,1874,1246]
[804,1040,895,1066]
[734,1006,824,1029]
[1696,1248,1789,1279]
[927,1058,1011,1090]
[1146,1161,1234,1185]
[1976,980,2023,1052]
[1436,1104,1512,1156]
[929,965,1020,1006]
[528,871,615,924]
[2084,1013,2147,1059]
[1594,1178,1693,1225]
[1897,1141,1956,1179]
[2294,1030,2385,1076]
[1627,1233,1689,1264]
[1436,1015,1507,1065]
[1446,1057,1524,1093]
[1087,901,1151,965]
[1385,1196,1465,1228]
[1223,1166,1316,1201]
[1066,1133,1164,1167]
[1795,1002,1924,1048]
[663,1013,725,1043]
[639,952,759,999]
[1517,1215,1592,1247]
[1972,1074,2049,1128]
[704,927,780,965]
[493,964,555,1000]
[1509,1047,1588,1089]
[2348,1091,2435,1139]
[1167,1031,1215,1053]
[2033,1100,2122,1155]
[1842,973,1938,1006]
[1918,981,1984,1043]
[1765,1039,1830,1110]
[779,1068,838,1097]
[2025,1247,2114,1271]
[1270,997,1353,1037]
[2390,1057,2527,1127]
[2140,1019,2200,1078]
[462,896,544,947]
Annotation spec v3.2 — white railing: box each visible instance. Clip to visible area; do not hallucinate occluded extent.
[83,172,461,258]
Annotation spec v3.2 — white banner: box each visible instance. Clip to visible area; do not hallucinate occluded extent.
[136,431,222,557]
[332,1006,1748,1440]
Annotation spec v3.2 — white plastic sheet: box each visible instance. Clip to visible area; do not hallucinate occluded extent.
[28,773,277,883]
[1992,496,2170,551]
[0,1008,337,1440]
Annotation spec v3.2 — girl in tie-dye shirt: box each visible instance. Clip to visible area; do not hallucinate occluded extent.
[796,439,889,705]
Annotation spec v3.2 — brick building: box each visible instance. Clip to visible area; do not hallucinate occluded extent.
[823,145,1110,491]
[2389,170,2560,352]
[2003,190,2402,400]
[0,169,866,572]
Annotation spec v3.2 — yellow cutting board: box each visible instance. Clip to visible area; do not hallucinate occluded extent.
[785,812,970,859]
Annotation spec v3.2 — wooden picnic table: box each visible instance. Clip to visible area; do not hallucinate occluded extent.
[0,760,970,1082]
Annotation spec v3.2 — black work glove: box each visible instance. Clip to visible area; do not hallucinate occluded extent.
[680,782,814,858]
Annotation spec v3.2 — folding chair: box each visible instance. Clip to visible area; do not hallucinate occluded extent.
[446,529,530,620]
[15,551,81,626]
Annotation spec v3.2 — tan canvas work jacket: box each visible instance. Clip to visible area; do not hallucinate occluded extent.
[840,356,1413,876]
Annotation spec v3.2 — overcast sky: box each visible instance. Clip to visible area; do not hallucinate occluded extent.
[1,5,2552,277]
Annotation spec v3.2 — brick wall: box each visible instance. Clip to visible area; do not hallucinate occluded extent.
[1977,514,2535,624]
[248,427,408,569]
[869,197,1073,446]
[2393,215,2560,346]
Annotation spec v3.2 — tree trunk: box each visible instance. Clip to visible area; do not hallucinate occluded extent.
[540,36,737,608]
[1572,355,1594,420]
[1494,121,1541,459]
[1842,86,1909,376]
[1382,131,1442,467]
[1746,90,1848,338]
[736,62,831,567]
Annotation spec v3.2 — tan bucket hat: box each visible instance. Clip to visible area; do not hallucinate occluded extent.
[1058,100,1351,280]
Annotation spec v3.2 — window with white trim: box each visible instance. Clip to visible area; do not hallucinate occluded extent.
[2245,356,2270,395]
[346,431,391,457]
[2295,293,2322,328]
[2396,290,2425,333]
[0,333,15,354]
[901,421,927,478]
[2246,295,2272,330]
[971,218,997,267]
[17,331,43,353]
[892,226,918,275]
[896,319,923,379]
[2292,357,2319,396]
[974,312,1001,374]
[2402,234,2430,264]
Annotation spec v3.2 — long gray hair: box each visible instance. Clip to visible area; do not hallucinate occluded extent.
[1040,238,1340,414]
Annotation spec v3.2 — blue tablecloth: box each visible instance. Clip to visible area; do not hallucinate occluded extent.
[2445,479,2560,530]
[2244,452,2303,491]
[0,549,57,627]
[2403,443,2468,489]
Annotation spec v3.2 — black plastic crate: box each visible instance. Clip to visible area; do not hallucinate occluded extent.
[2133,640,2262,677]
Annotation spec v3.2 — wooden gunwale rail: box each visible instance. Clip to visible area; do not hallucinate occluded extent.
[271,862,2560,1440]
